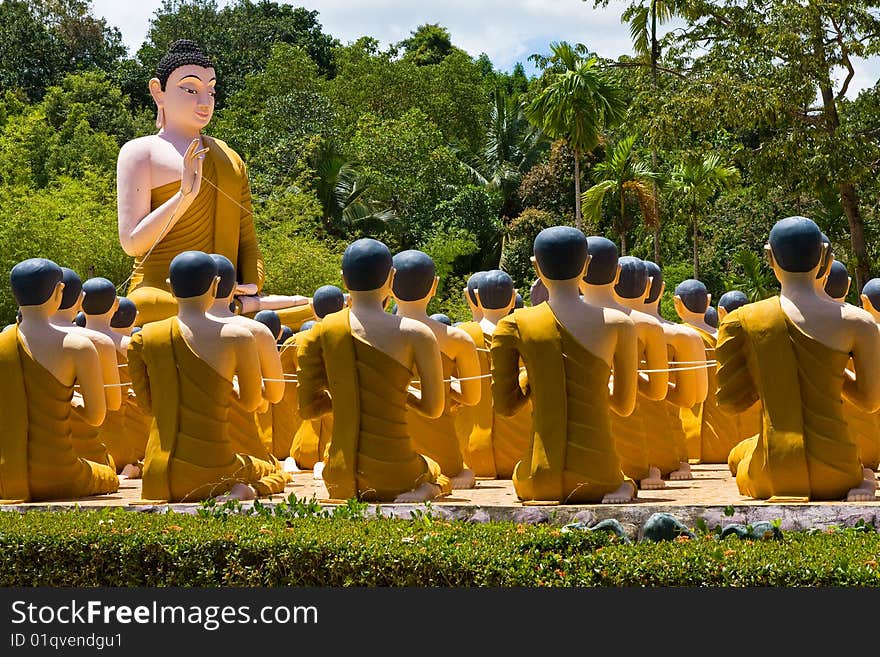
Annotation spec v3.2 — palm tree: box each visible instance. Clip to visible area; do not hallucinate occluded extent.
[524,42,628,229]
[668,153,739,278]
[724,250,777,302]
[580,134,658,255]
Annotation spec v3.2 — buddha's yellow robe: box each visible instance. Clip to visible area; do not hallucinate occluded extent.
[255,349,301,460]
[68,405,115,470]
[639,398,683,476]
[681,327,740,464]
[98,351,150,472]
[128,318,287,502]
[278,332,330,469]
[455,322,531,478]
[666,402,690,463]
[296,308,451,501]
[841,356,880,470]
[227,396,290,490]
[0,327,118,502]
[492,304,632,503]
[718,297,863,501]
[610,401,650,482]
[127,136,265,326]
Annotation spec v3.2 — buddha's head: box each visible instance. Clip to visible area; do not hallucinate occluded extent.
[532,226,590,292]
[391,250,437,309]
[254,309,282,340]
[717,290,749,322]
[824,260,851,302]
[10,258,65,316]
[208,254,237,303]
[430,313,452,326]
[704,306,719,329]
[614,256,649,305]
[169,250,220,309]
[277,325,294,346]
[582,236,619,290]
[82,278,119,318]
[673,279,711,323]
[149,39,216,133]
[475,269,516,315]
[465,271,488,319]
[766,216,827,281]
[642,260,664,310]
[342,238,394,300]
[860,278,880,320]
[58,267,84,316]
[110,297,138,332]
[311,285,345,319]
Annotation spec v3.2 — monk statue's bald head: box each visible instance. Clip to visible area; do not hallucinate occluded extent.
[533,226,588,280]
[584,236,619,285]
[643,261,663,304]
[466,271,488,306]
[81,278,117,315]
[254,309,282,340]
[59,268,83,311]
[391,250,436,302]
[299,320,316,333]
[10,258,63,307]
[312,285,346,318]
[862,278,880,310]
[277,325,294,345]
[110,297,138,329]
[718,290,748,314]
[824,260,851,300]
[675,279,710,314]
[614,256,648,300]
[768,216,824,273]
[430,313,452,326]
[704,306,719,329]
[342,238,393,292]
[478,270,515,309]
[169,251,218,299]
[209,254,237,299]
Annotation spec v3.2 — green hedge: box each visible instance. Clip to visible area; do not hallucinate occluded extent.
[3,507,880,586]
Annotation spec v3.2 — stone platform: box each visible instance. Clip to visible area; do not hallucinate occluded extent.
[4,464,880,537]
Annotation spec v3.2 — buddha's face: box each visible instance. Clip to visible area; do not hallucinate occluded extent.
[153,64,217,133]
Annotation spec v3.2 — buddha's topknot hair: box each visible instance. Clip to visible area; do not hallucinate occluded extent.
[156,40,214,89]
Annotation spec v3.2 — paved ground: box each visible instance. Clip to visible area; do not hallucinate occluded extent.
[5,465,880,535]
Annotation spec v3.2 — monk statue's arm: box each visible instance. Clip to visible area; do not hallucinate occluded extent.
[407,324,445,420]
[843,317,880,413]
[69,335,107,427]
[296,326,332,420]
[93,336,122,412]
[235,163,265,293]
[126,331,152,414]
[665,334,707,408]
[491,316,529,417]
[715,314,759,413]
[254,325,285,405]
[610,318,639,417]
[232,330,264,414]
[638,323,669,401]
[449,331,481,408]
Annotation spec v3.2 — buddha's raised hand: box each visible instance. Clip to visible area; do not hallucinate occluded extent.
[180,138,209,200]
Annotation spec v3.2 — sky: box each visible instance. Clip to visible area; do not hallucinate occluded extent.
[90,0,879,99]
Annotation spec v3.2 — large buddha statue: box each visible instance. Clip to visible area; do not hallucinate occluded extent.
[392,249,481,489]
[81,279,149,477]
[457,270,532,479]
[127,250,289,502]
[579,238,668,489]
[674,279,741,464]
[296,238,452,502]
[720,216,880,501]
[616,258,701,481]
[50,269,120,469]
[116,39,310,328]
[0,258,119,502]
[492,226,639,503]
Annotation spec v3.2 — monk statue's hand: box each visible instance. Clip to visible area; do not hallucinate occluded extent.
[180,138,209,201]
[234,283,259,296]
[71,391,85,409]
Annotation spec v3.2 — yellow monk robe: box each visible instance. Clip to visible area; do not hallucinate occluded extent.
[492,304,632,503]
[226,396,291,491]
[639,398,683,476]
[681,327,740,464]
[455,321,531,478]
[256,338,301,459]
[719,297,863,501]
[68,405,115,470]
[407,353,467,477]
[127,136,265,326]
[98,351,150,472]
[0,328,118,502]
[842,399,880,471]
[666,402,690,463]
[610,400,650,482]
[128,318,287,502]
[297,308,451,502]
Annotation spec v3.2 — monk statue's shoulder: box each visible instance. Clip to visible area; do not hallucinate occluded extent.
[399,316,437,344]
[446,324,476,349]
[62,330,99,354]
[602,306,634,327]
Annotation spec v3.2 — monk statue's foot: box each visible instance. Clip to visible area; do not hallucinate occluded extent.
[216,482,257,503]
[394,482,442,503]
[847,479,877,502]
[119,463,142,480]
[863,467,879,490]
[282,457,301,474]
[313,461,325,480]
[450,468,476,489]
[601,481,637,504]
[639,466,666,490]
[668,462,692,481]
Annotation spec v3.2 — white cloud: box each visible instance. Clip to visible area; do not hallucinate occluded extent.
[90,0,878,97]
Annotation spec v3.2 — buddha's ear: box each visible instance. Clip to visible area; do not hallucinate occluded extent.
[660,280,667,298]
[860,293,872,312]
[385,267,396,292]
[148,77,164,105]
[51,281,65,308]
[672,294,685,318]
[473,287,483,310]
[111,297,120,314]
[846,276,853,298]
[763,243,774,268]
[429,276,439,298]
[643,275,653,300]
[530,255,543,281]
[612,262,622,287]
[580,254,592,281]
[209,275,220,299]
[707,293,712,307]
